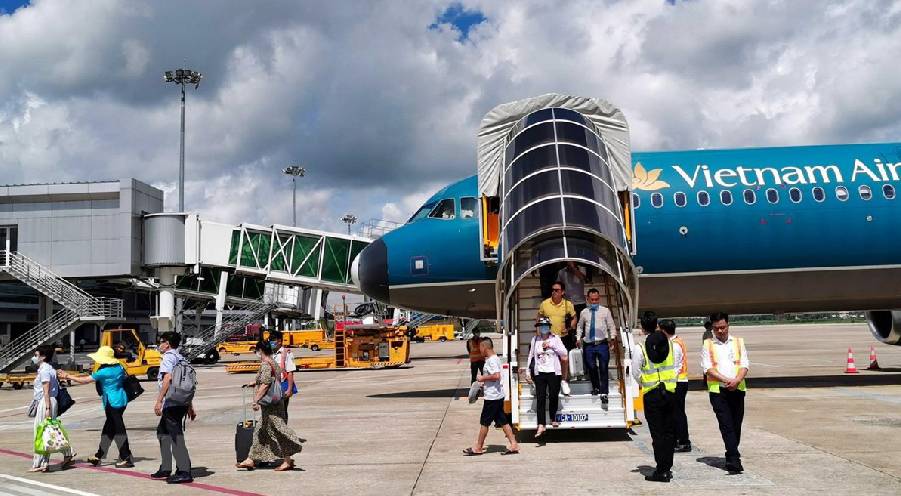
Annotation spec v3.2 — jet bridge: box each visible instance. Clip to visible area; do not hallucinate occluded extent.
[477,94,640,430]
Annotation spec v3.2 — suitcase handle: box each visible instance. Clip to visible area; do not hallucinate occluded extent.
[241,385,255,427]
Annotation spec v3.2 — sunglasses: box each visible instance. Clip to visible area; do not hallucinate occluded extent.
[552,288,563,292]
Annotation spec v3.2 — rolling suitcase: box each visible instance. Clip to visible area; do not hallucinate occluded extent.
[235,386,256,462]
[568,347,585,378]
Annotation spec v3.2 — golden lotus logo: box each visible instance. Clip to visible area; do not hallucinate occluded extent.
[632,163,670,191]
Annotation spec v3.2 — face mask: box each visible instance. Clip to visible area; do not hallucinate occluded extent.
[589,304,599,310]
[538,326,551,336]
[270,341,278,349]
[31,356,40,365]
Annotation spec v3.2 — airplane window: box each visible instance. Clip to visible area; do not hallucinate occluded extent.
[789,187,802,203]
[408,203,436,223]
[883,184,896,200]
[812,187,825,202]
[428,198,456,219]
[632,193,640,209]
[858,185,872,201]
[743,189,756,205]
[720,190,733,206]
[460,197,477,219]
[674,192,687,207]
[835,186,849,201]
[651,192,663,208]
[766,188,779,204]
[697,191,710,206]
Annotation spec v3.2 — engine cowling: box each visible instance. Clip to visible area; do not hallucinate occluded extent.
[866,310,901,346]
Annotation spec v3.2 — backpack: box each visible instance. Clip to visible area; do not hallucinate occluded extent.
[165,358,197,406]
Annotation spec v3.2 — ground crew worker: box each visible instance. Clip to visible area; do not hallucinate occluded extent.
[700,312,749,473]
[631,330,677,483]
[659,319,691,452]
[466,329,484,384]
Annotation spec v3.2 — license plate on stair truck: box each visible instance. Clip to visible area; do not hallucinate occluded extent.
[556,413,589,422]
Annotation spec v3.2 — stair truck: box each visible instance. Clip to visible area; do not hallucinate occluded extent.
[476,95,641,430]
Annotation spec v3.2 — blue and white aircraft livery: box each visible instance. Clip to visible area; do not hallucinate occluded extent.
[352,141,901,346]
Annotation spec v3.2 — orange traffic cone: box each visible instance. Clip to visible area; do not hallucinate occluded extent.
[868,345,881,371]
[845,347,859,374]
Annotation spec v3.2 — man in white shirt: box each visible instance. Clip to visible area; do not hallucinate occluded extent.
[577,288,618,399]
[270,330,297,421]
[700,312,749,473]
[463,338,519,456]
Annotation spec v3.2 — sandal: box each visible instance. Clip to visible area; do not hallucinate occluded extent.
[274,462,293,472]
[501,449,519,456]
[27,465,49,473]
[235,460,256,470]
[61,455,77,470]
[87,456,101,467]
[535,426,546,439]
[462,447,484,456]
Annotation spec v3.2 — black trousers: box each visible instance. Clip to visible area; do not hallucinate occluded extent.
[533,372,561,426]
[97,405,131,460]
[709,389,745,463]
[644,386,676,473]
[674,382,690,445]
[470,360,484,384]
[157,405,192,473]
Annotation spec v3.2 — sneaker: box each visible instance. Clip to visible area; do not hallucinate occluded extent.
[674,443,692,453]
[644,470,672,483]
[560,380,571,396]
[725,461,744,473]
[87,456,101,467]
[166,471,194,484]
[150,469,171,480]
[115,459,135,468]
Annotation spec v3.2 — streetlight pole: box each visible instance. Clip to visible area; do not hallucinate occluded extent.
[164,68,202,212]
[282,166,306,226]
[341,214,358,236]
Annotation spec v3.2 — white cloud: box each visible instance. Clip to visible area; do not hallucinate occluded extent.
[0,0,900,235]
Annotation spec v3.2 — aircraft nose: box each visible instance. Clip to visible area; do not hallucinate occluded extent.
[353,238,389,303]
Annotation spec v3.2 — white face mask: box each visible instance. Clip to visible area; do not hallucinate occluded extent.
[31,356,41,365]
[538,326,551,336]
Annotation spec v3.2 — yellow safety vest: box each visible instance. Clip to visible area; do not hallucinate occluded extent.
[640,342,676,394]
[704,337,748,393]
[672,336,688,381]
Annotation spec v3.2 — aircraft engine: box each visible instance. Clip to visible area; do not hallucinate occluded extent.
[866,310,901,345]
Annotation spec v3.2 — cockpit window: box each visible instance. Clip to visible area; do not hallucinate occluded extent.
[428,198,456,220]
[460,197,477,219]
[407,203,435,223]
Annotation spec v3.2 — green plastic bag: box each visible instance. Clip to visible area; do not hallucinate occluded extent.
[34,418,70,455]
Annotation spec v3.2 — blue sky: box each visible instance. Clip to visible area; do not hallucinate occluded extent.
[429,3,486,41]
[0,0,28,15]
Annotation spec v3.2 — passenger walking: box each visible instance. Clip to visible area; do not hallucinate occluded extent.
[29,345,75,473]
[658,320,691,452]
[269,330,296,421]
[58,346,133,467]
[557,262,587,349]
[537,281,575,392]
[527,317,568,437]
[236,340,304,471]
[466,329,484,384]
[463,338,519,456]
[151,332,195,484]
[632,330,677,483]
[577,288,618,402]
[700,312,749,473]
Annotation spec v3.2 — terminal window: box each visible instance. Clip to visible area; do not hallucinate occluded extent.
[0,225,18,252]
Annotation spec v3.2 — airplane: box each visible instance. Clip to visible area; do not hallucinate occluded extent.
[352,139,901,347]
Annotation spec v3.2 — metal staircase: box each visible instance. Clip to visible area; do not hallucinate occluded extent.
[407,312,441,329]
[182,299,275,361]
[459,318,482,340]
[0,250,124,372]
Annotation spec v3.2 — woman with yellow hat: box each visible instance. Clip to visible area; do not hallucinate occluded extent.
[58,346,133,468]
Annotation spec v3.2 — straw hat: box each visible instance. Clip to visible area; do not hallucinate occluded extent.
[88,346,120,365]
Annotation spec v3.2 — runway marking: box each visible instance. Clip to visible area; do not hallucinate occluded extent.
[0,474,99,496]
[0,448,266,496]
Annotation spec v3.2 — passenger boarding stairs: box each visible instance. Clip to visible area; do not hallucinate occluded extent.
[0,250,123,372]
[514,276,631,429]
[406,312,441,329]
[459,318,481,340]
[182,298,276,362]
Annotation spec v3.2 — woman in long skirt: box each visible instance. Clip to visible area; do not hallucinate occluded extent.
[236,340,304,471]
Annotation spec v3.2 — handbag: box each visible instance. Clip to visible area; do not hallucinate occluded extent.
[34,418,71,455]
[56,387,75,416]
[528,336,536,378]
[27,400,39,418]
[258,363,284,406]
[123,374,144,402]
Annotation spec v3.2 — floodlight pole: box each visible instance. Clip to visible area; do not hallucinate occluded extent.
[179,82,186,212]
[341,214,357,235]
[282,165,306,227]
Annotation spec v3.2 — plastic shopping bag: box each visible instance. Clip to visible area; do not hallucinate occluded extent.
[34,419,71,455]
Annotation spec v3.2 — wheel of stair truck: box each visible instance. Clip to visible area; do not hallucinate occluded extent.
[310,344,320,352]
[12,382,23,390]
[147,367,159,382]
[205,349,220,365]
[438,336,448,342]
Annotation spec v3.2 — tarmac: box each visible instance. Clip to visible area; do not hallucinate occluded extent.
[1,322,900,495]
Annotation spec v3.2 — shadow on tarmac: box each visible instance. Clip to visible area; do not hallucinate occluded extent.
[687,373,901,390]
[631,464,656,477]
[412,355,468,360]
[368,388,468,399]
